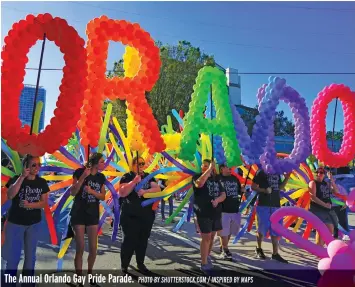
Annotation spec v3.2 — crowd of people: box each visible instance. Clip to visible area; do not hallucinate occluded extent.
[1,152,351,286]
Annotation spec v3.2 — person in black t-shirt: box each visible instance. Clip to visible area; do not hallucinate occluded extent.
[2,154,49,283]
[119,156,160,274]
[193,159,226,274]
[309,167,339,246]
[252,168,290,263]
[70,153,106,286]
[217,163,245,260]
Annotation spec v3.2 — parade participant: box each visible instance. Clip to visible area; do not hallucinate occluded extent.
[251,168,291,263]
[159,179,174,222]
[193,159,226,273]
[70,153,106,287]
[119,157,160,274]
[309,167,339,246]
[218,164,245,260]
[2,154,49,284]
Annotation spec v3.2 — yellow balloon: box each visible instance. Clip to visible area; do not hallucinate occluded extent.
[123,46,141,78]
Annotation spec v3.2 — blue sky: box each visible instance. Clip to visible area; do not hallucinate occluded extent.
[2,1,355,133]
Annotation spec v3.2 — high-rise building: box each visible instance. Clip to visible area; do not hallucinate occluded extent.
[19,84,46,131]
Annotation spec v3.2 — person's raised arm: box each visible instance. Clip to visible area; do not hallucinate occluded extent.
[119,174,141,197]
[70,168,91,196]
[279,172,291,191]
[327,171,339,195]
[194,162,214,188]
[7,168,29,200]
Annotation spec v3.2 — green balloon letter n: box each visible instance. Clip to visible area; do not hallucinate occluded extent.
[178,66,242,166]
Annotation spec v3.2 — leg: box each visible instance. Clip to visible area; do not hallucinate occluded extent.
[73,225,85,276]
[256,232,263,249]
[271,235,279,255]
[208,232,216,255]
[120,215,139,269]
[220,213,231,250]
[160,200,165,219]
[86,225,98,275]
[3,222,25,277]
[23,223,41,276]
[135,214,155,266]
[200,233,212,265]
[168,197,174,217]
[197,217,213,265]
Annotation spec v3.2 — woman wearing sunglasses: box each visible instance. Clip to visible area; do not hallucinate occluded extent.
[2,154,49,284]
[309,167,339,246]
[70,153,106,287]
[118,156,161,274]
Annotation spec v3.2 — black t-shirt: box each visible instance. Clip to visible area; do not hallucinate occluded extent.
[218,175,242,213]
[5,175,50,225]
[310,180,331,211]
[192,174,225,219]
[253,170,282,207]
[71,168,106,218]
[119,172,156,217]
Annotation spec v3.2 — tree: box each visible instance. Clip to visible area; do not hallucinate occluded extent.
[240,105,295,137]
[104,40,215,132]
[326,130,343,141]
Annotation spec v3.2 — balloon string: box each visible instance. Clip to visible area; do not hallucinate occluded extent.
[30,33,46,135]
[331,97,338,154]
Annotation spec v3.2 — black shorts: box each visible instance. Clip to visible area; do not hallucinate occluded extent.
[71,211,99,226]
[196,216,222,234]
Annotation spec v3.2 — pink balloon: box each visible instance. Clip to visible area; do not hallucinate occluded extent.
[327,240,348,258]
[346,188,355,212]
[329,253,355,270]
[270,207,333,258]
[349,229,355,242]
[318,258,331,275]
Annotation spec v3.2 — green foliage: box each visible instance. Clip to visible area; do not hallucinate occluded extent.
[240,105,295,137]
[104,40,215,132]
[326,130,343,141]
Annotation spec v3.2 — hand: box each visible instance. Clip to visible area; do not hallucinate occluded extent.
[20,200,30,208]
[341,204,347,210]
[265,187,272,194]
[211,199,219,208]
[137,189,145,197]
[133,175,141,185]
[21,168,30,178]
[284,172,292,178]
[82,168,91,179]
[84,186,95,195]
[327,171,334,182]
[208,161,215,171]
[325,203,332,209]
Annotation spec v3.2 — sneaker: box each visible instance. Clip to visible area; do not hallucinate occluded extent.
[200,264,212,275]
[222,249,233,260]
[272,253,288,264]
[137,264,151,275]
[121,266,128,274]
[255,247,266,259]
[207,255,213,265]
[342,235,350,241]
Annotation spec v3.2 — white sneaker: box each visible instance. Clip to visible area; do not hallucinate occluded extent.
[342,235,350,241]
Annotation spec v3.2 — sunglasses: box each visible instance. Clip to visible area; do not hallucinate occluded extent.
[31,163,41,168]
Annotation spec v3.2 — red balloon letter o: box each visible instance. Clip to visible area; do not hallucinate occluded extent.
[1,14,87,156]
[310,84,355,167]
